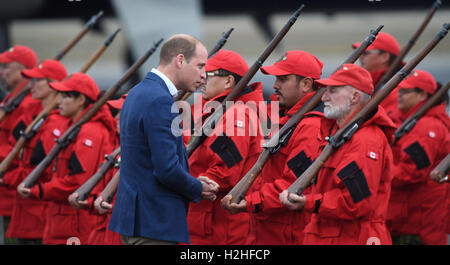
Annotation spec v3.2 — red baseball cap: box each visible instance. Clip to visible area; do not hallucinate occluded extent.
[397,69,437,95]
[260,50,323,79]
[107,93,127,110]
[315,64,374,95]
[21,59,68,82]
[352,32,400,56]
[0,45,38,69]
[205,49,248,77]
[49,73,99,101]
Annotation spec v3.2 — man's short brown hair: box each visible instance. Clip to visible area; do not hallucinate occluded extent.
[159,34,201,65]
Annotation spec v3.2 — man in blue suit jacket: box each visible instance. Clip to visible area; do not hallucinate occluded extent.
[109,34,218,245]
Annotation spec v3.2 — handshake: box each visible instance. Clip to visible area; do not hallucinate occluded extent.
[198,176,219,201]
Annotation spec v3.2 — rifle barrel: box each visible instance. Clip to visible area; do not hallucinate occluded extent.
[374,0,441,90]
[173,27,235,102]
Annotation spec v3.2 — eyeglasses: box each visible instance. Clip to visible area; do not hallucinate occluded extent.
[206,71,229,78]
[362,50,385,56]
[30,78,51,83]
[398,88,423,95]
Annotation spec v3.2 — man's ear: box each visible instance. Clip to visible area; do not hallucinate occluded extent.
[350,90,361,105]
[225,75,235,89]
[417,90,428,102]
[175,54,185,69]
[301,77,314,93]
[77,94,87,107]
[379,52,391,65]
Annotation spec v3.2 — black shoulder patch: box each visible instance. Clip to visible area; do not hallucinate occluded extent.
[30,139,46,166]
[68,151,84,176]
[286,150,313,178]
[12,120,26,141]
[209,135,243,168]
[337,161,371,204]
[404,141,431,170]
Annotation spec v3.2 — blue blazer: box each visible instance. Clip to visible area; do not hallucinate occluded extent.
[109,72,202,243]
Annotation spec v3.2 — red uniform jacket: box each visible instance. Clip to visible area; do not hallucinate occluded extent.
[0,84,42,216]
[28,105,117,245]
[245,92,323,245]
[2,110,69,239]
[302,106,396,245]
[387,102,450,245]
[187,83,264,245]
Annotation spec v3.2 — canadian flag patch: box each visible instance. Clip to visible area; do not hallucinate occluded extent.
[368,151,377,160]
[428,131,435,138]
[84,139,92,147]
[236,120,244,128]
[52,129,61,137]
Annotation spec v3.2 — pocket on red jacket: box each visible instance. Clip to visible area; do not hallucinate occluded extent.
[188,202,213,237]
[305,216,342,238]
[48,204,79,238]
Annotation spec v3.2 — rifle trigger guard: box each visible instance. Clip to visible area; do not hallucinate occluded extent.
[266,127,294,154]
[328,123,359,149]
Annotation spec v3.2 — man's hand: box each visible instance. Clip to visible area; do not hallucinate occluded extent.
[94,195,112,214]
[220,194,247,214]
[17,182,31,198]
[68,192,88,210]
[198,176,219,201]
[430,169,448,183]
[279,190,306,211]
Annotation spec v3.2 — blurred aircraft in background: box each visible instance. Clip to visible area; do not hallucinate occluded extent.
[1,0,448,49]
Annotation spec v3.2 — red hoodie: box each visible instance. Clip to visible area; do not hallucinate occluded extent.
[0,81,42,216]
[28,104,118,245]
[302,105,396,245]
[387,102,450,244]
[3,110,69,240]
[244,91,324,245]
[187,82,264,245]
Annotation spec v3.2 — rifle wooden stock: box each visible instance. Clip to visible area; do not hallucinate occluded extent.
[375,0,441,90]
[186,4,305,157]
[287,23,450,197]
[431,153,450,179]
[75,147,120,202]
[228,25,383,204]
[100,170,120,203]
[0,29,121,179]
[392,80,450,145]
[173,27,235,102]
[22,38,163,188]
[0,11,104,122]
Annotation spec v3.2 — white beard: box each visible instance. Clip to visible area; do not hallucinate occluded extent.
[324,99,351,120]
